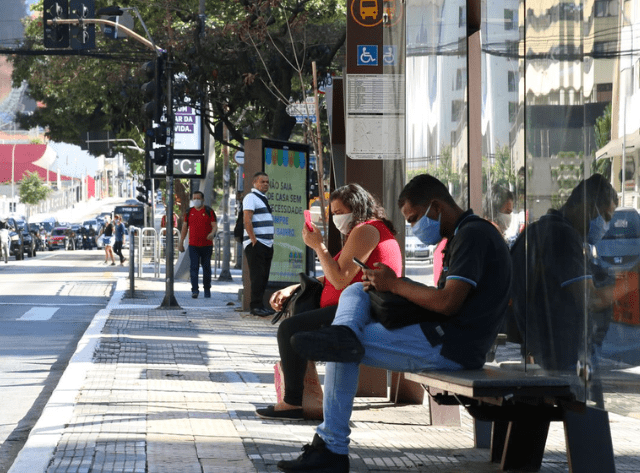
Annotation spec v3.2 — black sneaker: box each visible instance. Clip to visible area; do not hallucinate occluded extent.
[204,291,211,298]
[192,291,199,299]
[277,434,348,472]
[290,326,365,363]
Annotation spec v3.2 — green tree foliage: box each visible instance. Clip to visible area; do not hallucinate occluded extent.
[11,0,346,171]
[592,103,612,178]
[19,170,52,205]
[484,144,514,190]
[594,103,612,149]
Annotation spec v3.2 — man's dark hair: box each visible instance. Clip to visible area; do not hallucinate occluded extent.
[398,174,457,209]
[253,171,268,180]
[564,173,618,212]
[192,190,204,199]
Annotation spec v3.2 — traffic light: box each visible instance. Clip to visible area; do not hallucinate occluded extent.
[69,0,95,50]
[136,180,150,206]
[146,125,169,165]
[43,0,70,49]
[141,56,165,122]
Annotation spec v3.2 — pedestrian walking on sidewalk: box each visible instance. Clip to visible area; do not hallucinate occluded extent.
[98,218,116,266]
[0,221,9,263]
[242,172,275,317]
[178,191,218,298]
[113,214,127,266]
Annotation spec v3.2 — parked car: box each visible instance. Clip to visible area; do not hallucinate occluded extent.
[404,224,434,260]
[96,211,113,222]
[595,208,640,274]
[83,219,100,232]
[30,217,58,236]
[7,217,36,258]
[48,226,77,251]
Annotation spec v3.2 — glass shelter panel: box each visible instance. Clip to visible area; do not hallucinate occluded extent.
[477,0,640,409]
[405,0,469,216]
[589,0,640,414]
[480,0,523,246]
[404,0,640,410]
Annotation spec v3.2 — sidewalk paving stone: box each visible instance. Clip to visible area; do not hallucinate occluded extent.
[8,274,640,473]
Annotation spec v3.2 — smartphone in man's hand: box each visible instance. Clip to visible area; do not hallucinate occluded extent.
[352,257,371,270]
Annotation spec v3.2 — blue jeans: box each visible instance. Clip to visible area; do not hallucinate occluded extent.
[316,283,463,455]
[188,245,213,293]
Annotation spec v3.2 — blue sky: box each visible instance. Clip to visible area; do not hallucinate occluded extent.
[25,0,38,14]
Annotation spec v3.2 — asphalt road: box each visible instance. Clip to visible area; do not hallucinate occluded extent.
[0,201,126,473]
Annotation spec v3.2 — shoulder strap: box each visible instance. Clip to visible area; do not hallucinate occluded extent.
[251,191,272,214]
[204,205,216,219]
[185,207,194,226]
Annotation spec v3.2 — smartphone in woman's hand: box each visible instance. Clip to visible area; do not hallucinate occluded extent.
[304,210,313,231]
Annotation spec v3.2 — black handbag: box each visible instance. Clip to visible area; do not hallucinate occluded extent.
[368,280,447,344]
[271,272,323,324]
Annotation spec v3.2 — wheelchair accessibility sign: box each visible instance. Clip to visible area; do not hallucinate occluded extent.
[383,45,397,66]
[357,45,378,66]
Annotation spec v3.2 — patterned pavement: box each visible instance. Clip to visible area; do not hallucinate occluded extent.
[7,272,640,473]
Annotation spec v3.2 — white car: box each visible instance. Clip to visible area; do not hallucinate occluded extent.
[404,224,434,260]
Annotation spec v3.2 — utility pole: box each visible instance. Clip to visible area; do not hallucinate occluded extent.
[160,58,181,308]
[218,125,232,281]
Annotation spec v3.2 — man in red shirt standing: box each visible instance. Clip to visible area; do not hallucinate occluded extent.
[178,191,218,298]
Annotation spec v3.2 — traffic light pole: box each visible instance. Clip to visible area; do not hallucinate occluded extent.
[45,18,163,54]
[160,59,180,309]
[49,15,181,308]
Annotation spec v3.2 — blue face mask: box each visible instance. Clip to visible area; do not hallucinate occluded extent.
[587,207,610,245]
[411,203,442,245]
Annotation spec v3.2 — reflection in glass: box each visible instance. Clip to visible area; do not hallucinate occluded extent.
[406,0,468,208]
[405,0,640,413]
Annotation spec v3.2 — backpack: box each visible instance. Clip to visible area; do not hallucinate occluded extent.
[233,202,244,242]
[234,192,271,242]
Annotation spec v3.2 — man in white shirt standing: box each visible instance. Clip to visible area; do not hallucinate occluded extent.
[243,172,275,317]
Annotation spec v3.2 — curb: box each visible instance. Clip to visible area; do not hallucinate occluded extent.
[7,278,128,473]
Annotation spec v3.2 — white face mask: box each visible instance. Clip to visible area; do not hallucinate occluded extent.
[192,199,203,208]
[497,212,512,231]
[332,213,353,235]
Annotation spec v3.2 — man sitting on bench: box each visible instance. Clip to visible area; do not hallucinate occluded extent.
[278,174,512,473]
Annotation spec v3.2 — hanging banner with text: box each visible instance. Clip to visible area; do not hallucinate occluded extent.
[263,140,310,283]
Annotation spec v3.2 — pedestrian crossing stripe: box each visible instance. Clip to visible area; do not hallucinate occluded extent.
[18,307,59,321]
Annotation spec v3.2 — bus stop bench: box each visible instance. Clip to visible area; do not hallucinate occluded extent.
[403,367,615,473]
